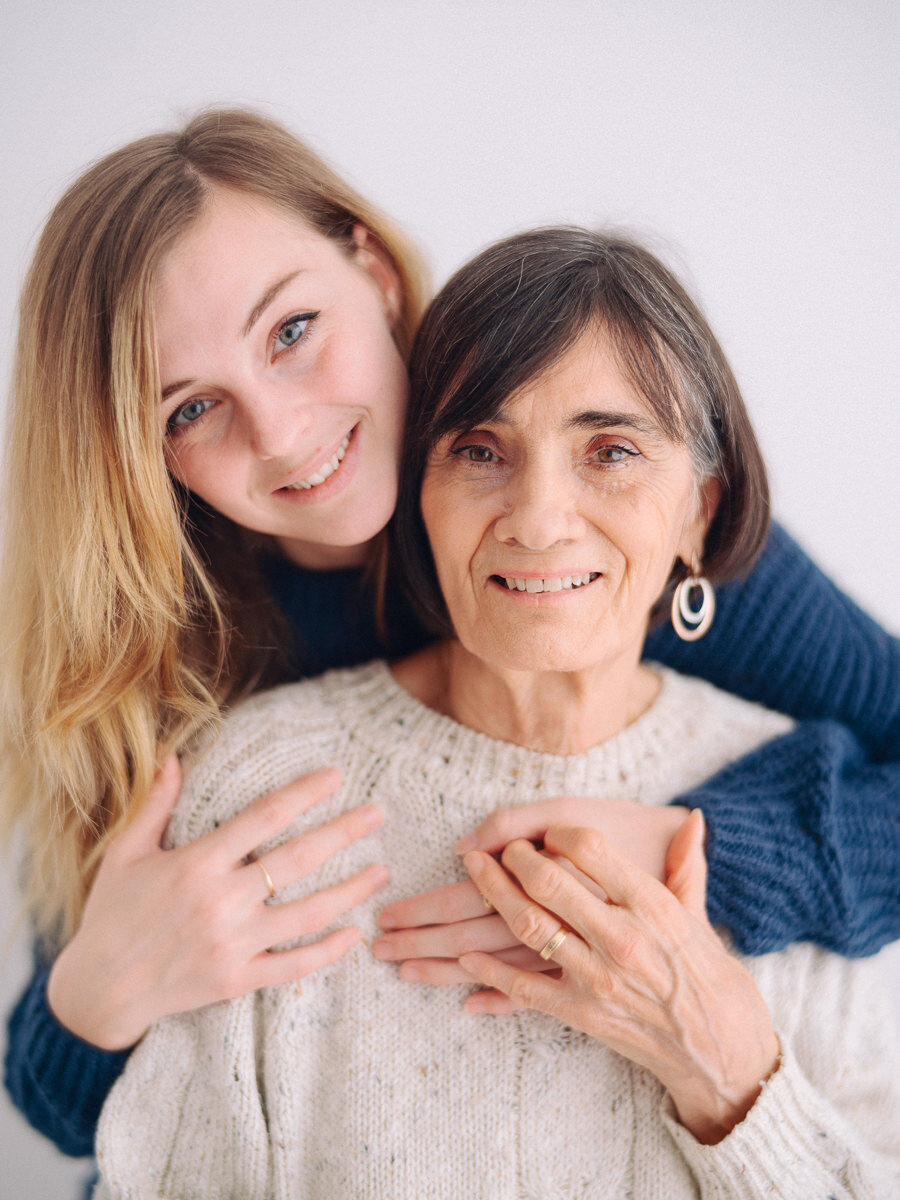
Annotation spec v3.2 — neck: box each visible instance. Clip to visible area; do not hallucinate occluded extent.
[394,641,659,755]
[276,535,373,571]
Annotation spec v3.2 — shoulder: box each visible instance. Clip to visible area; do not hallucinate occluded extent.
[656,667,794,738]
[642,667,796,789]
[168,661,391,847]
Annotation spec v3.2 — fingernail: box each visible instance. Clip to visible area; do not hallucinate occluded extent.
[465,994,485,1013]
[377,910,398,930]
[360,805,383,829]
[691,808,707,848]
[399,963,420,982]
[368,865,390,888]
[463,850,485,878]
[456,833,478,854]
[371,937,394,961]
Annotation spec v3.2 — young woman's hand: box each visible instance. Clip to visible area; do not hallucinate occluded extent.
[373,798,688,983]
[47,757,386,1051]
[458,813,781,1145]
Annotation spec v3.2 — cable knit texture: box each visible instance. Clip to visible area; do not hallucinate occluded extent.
[6,523,900,1157]
[92,664,900,1199]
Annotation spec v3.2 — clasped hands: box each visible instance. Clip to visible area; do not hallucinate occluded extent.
[375,799,781,1144]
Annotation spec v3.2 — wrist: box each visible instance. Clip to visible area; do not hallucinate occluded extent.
[46,941,146,1051]
[667,1034,782,1145]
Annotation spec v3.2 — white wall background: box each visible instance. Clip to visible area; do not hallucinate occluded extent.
[1,2,897,1195]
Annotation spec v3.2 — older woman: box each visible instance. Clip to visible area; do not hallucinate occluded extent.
[92,229,899,1199]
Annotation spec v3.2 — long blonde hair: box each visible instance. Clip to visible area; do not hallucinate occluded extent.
[0,109,429,950]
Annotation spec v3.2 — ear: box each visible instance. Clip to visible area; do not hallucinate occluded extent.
[350,223,403,329]
[676,474,722,567]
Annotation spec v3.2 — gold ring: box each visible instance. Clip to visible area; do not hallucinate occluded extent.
[255,859,277,901]
[481,895,495,913]
[539,928,568,961]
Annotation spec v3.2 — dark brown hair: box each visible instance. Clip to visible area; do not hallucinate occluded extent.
[393,226,769,636]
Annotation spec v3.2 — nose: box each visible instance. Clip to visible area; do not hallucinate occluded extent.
[493,458,587,550]
[242,386,314,461]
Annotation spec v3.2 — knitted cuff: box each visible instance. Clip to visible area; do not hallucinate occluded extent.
[661,1044,880,1197]
[8,967,131,1154]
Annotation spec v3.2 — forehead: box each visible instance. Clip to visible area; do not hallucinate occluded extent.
[491,332,660,432]
[154,187,344,306]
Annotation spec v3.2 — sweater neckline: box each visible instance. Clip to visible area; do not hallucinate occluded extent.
[317,659,703,790]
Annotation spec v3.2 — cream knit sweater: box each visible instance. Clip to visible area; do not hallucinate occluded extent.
[94,663,900,1199]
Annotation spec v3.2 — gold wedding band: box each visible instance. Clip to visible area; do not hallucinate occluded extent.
[539,928,569,961]
[255,859,277,901]
[481,895,495,913]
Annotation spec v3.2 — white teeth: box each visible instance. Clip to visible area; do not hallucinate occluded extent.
[284,431,351,490]
[501,573,599,594]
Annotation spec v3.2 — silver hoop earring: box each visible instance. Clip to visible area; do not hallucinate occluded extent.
[671,565,716,641]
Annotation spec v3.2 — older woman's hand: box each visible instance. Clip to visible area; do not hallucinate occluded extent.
[373,798,688,981]
[458,812,781,1145]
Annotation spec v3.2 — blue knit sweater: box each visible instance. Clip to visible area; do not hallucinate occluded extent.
[5,522,899,1159]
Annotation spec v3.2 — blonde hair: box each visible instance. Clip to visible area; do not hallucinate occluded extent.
[0,108,429,950]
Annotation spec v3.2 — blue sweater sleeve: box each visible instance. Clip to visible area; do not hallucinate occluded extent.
[645,521,900,955]
[4,958,130,1157]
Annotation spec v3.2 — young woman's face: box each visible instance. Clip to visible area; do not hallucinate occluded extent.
[421,333,715,676]
[155,188,409,569]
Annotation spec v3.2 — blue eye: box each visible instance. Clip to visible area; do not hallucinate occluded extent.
[274,312,317,355]
[592,443,636,465]
[167,397,214,433]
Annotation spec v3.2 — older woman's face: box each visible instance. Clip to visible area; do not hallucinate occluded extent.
[420,333,714,675]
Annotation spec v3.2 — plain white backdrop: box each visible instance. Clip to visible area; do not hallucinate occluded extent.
[1,3,897,1195]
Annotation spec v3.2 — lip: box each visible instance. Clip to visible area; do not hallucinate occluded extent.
[274,424,360,505]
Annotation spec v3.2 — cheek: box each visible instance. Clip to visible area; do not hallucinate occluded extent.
[604,482,696,580]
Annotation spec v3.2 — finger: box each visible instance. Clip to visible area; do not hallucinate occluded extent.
[372,913,514,963]
[248,803,383,897]
[378,880,485,930]
[463,850,590,966]
[664,809,708,919]
[209,767,344,862]
[456,802,556,854]
[493,839,620,950]
[458,949,564,1013]
[542,824,658,911]
[465,989,524,1015]
[262,864,389,945]
[116,755,183,856]
[398,943,554,986]
[249,926,363,990]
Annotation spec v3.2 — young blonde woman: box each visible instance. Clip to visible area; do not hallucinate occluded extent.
[2,109,898,1164]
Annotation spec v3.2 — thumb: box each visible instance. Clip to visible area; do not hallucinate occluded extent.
[118,754,183,856]
[665,809,708,918]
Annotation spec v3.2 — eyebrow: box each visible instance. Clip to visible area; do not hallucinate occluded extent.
[242,269,303,338]
[565,409,659,436]
[160,269,305,403]
[490,408,659,436]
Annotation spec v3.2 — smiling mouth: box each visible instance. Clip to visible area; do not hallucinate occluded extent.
[493,573,601,594]
[282,428,354,491]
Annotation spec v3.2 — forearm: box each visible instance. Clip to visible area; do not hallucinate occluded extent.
[680,722,900,955]
[4,962,129,1156]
